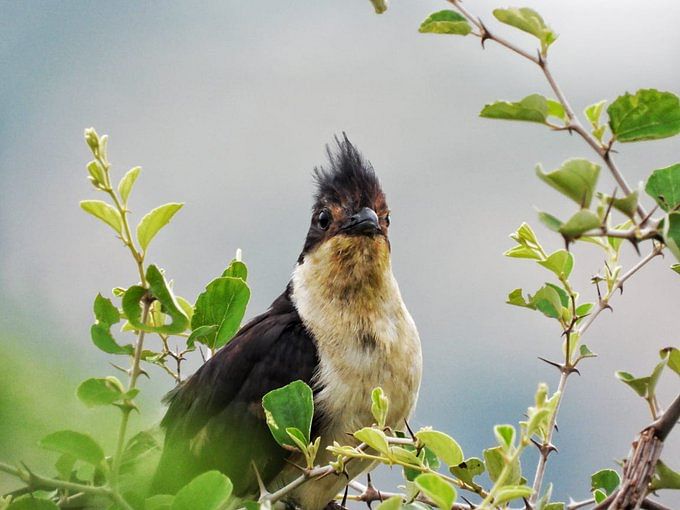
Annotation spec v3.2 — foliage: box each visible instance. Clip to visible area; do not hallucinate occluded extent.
[1,3,679,510]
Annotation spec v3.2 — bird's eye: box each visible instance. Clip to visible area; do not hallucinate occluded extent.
[317,209,332,230]
[384,213,391,227]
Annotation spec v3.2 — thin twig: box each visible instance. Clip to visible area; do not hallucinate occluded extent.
[0,462,133,510]
[577,245,663,338]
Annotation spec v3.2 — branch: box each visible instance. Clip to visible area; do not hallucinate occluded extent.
[346,480,473,510]
[447,0,648,221]
[0,462,133,510]
[591,392,680,510]
[530,368,569,502]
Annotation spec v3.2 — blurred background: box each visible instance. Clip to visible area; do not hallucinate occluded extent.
[1,0,679,506]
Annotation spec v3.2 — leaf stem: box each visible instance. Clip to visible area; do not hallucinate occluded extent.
[111,298,151,486]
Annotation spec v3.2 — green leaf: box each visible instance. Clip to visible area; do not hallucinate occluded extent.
[286,427,310,452]
[449,457,485,486]
[171,471,233,510]
[80,200,123,234]
[645,163,680,212]
[222,259,248,281]
[419,10,472,36]
[76,377,125,407]
[660,347,680,376]
[650,460,680,490]
[191,277,250,349]
[354,427,390,455]
[591,469,620,495]
[7,497,59,510]
[186,325,218,349]
[94,293,119,325]
[615,371,649,397]
[537,211,564,232]
[90,294,132,355]
[579,344,597,359]
[672,263,680,275]
[415,429,464,467]
[663,212,680,261]
[262,380,314,448]
[39,431,104,466]
[585,100,607,126]
[559,210,601,238]
[414,473,456,510]
[484,446,521,484]
[376,496,403,510]
[593,488,607,504]
[371,387,389,429]
[492,7,557,54]
[86,160,106,187]
[480,94,553,124]
[531,285,563,319]
[122,265,190,335]
[547,100,567,123]
[608,89,680,142]
[136,203,183,252]
[507,288,533,309]
[494,424,515,450]
[538,250,574,278]
[545,504,566,510]
[536,159,600,208]
[494,485,533,506]
[599,191,639,219]
[118,166,141,205]
[504,245,543,260]
[145,495,175,510]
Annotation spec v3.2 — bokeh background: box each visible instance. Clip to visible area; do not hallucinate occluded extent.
[1,0,679,506]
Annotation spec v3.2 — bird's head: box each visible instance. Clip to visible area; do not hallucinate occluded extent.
[295,135,392,299]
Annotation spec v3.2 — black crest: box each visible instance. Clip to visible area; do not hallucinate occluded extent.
[313,134,383,211]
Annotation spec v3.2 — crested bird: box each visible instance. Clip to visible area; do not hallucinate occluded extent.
[153,135,422,509]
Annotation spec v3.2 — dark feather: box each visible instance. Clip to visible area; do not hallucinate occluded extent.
[153,288,320,496]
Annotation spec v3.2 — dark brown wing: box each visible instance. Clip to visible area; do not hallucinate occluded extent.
[152,289,319,496]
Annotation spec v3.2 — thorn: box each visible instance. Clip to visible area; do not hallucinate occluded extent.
[283,458,306,472]
[110,363,129,374]
[479,19,491,48]
[404,419,416,441]
[523,497,534,510]
[251,461,269,499]
[603,304,614,313]
[639,204,659,227]
[627,237,641,256]
[138,368,150,379]
[461,496,476,509]
[618,285,624,295]
[342,484,349,508]
[603,188,617,224]
[537,356,563,371]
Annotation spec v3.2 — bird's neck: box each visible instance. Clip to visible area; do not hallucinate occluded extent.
[291,235,402,343]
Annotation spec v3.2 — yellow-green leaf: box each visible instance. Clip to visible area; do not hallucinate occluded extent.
[137,203,183,252]
[80,200,123,234]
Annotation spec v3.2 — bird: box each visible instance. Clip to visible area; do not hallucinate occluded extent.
[152,135,422,509]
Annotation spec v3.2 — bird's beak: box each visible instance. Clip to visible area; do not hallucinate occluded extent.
[341,207,381,236]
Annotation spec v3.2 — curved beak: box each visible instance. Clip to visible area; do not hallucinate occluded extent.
[341,207,381,236]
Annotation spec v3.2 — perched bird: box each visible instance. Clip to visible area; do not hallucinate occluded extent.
[153,136,422,509]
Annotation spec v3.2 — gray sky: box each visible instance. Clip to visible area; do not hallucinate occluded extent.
[1,0,679,505]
